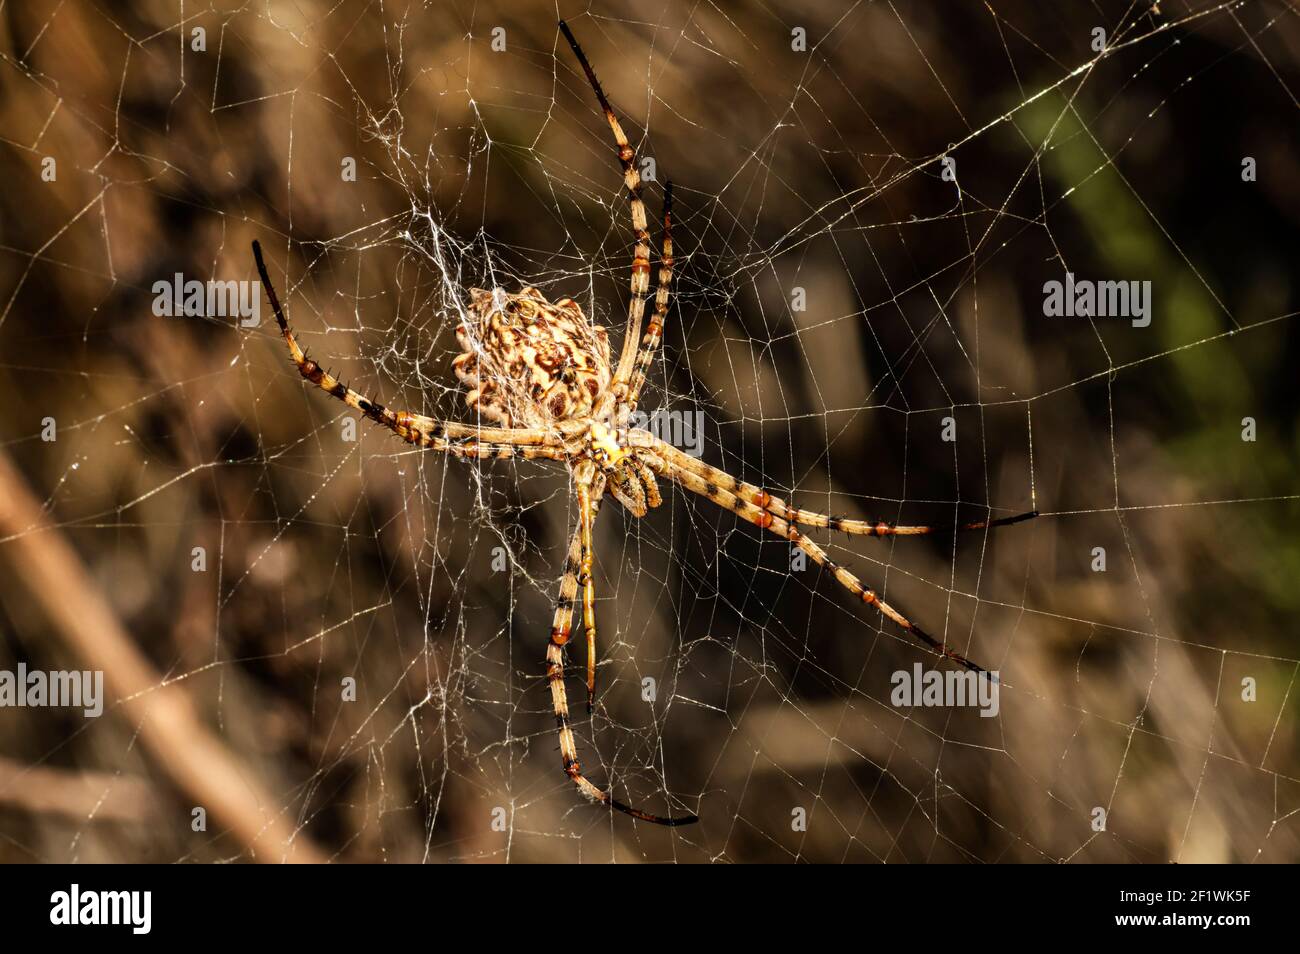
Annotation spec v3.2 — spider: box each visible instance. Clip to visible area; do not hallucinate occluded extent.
[250,20,1036,827]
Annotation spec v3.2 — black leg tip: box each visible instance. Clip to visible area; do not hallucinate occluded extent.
[610,799,700,826]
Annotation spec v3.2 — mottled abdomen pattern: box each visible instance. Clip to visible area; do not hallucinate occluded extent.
[453,287,612,428]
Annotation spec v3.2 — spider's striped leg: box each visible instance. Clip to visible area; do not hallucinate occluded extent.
[558,21,653,411]
[577,478,600,713]
[645,436,1036,537]
[443,442,569,462]
[253,241,563,452]
[654,456,996,681]
[545,474,698,826]
[546,517,609,805]
[623,181,674,416]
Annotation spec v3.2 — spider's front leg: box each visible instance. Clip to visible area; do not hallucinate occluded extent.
[577,434,662,710]
[546,465,695,826]
[646,435,1037,538]
[648,453,999,680]
[577,475,600,714]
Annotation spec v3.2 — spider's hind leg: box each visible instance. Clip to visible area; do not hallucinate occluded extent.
[251,240,558,454]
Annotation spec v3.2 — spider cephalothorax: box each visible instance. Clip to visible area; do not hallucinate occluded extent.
[453,287,611,428]
[587,422,662,518]
[252,19,1036,830]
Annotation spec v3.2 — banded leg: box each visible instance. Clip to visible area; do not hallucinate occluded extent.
[646,435,1036,537]
[440,442,568,462]
[577,478,599,713]
[558,21,653,410]
[655,457,996,680]
[623,181,674,416]
[545,474,697,826]
[254,241,564,451]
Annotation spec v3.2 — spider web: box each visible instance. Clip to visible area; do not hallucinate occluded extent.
[1,0,1298,863]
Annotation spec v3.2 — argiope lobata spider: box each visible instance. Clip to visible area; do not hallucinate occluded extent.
[251,20,1036,827]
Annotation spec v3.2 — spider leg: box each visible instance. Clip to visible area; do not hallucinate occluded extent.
[441,441,567,462]
[577,479,600,714]
[558,21,654,411]
[623,180,674,417]
[645,435,1036,537]
[653,456,997,681]
[252,241,564,452]
[545,472,697,826]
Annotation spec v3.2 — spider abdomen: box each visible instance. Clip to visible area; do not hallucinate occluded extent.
[453,287,611,428]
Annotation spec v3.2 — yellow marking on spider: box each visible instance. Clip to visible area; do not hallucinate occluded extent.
[588,421,629,466]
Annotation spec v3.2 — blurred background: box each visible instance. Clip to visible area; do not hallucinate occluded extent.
[0,0,1297,863]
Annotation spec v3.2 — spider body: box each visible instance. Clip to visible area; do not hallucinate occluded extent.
[454,285,662,517]
[252,20,1035,828]
[453,287,611,427]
